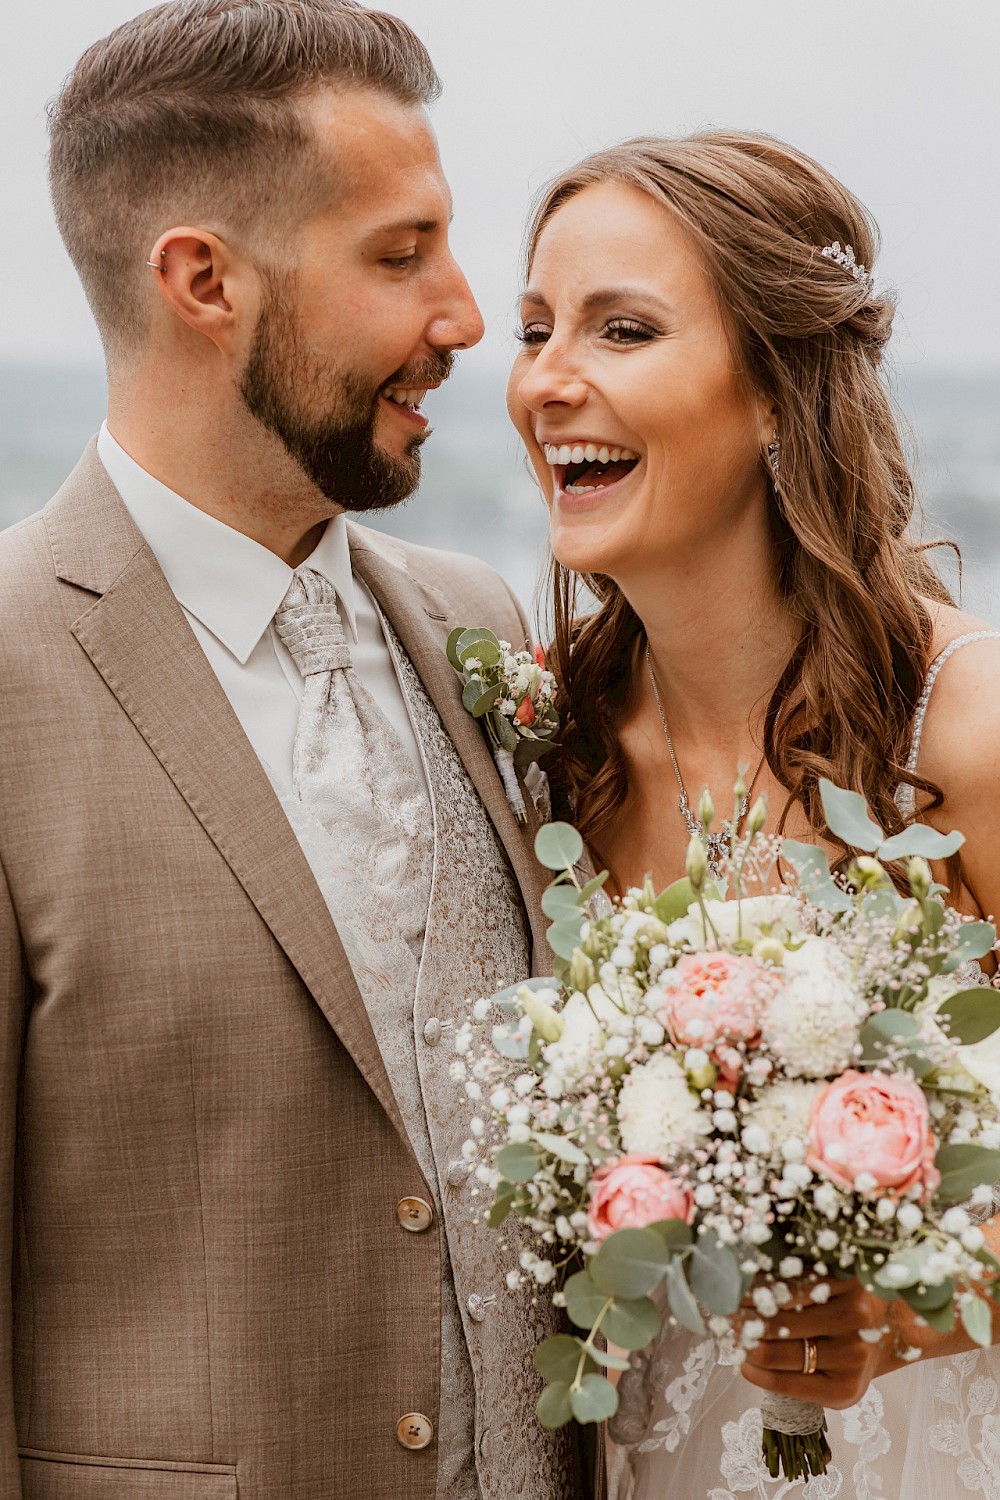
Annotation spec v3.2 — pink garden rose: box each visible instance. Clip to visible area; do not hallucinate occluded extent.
[807,1070,940,1200]
[657,952,772,1053]
[586,1153,693,1242]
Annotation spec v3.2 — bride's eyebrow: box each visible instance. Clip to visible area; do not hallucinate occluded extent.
[518,286,674,317]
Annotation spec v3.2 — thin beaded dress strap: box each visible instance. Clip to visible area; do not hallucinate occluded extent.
[896,630,1000,818]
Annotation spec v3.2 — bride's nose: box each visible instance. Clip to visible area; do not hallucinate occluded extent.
[513,341,589,414]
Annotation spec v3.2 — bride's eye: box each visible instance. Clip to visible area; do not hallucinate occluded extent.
[516,323,551,346]
[604,318,657,344]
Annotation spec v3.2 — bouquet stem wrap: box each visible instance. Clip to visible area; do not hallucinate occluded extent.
[493,747,527,821]
[760,1395,831,1480]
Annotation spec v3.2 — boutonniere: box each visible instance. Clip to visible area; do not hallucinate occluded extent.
[447,627,560,823]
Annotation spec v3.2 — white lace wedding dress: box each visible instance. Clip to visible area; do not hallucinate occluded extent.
[608,631,1000,1499]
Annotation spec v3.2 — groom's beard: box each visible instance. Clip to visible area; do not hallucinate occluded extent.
[239,287,452,513]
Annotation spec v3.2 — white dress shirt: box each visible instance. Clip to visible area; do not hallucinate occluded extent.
[96,423,427,795]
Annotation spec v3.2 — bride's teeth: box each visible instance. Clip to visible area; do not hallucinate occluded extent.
[609,447,621,462]
[620,447,637,461]
[584,444,598,463]
[556,444,572,466]
[598,446,610,464]
[570,445,585,464]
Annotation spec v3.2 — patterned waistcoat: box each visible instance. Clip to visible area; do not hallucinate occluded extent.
[280,627,575,1500]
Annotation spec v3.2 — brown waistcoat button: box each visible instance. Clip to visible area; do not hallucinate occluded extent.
[396,1412,434,1450]
[397,1195,434,1232]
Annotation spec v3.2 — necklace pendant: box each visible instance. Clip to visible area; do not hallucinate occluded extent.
[704,829,730,879]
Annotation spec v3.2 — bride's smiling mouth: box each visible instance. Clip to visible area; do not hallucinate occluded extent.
[542,439,641,506]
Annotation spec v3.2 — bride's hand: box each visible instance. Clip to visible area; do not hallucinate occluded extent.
[739,1277,889,1410]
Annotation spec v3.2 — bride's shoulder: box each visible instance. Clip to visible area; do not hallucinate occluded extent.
[916,597,1000,843]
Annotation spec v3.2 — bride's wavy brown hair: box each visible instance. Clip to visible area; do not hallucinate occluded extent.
[533,131,953,862]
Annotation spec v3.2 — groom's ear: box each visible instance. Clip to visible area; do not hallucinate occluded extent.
[145,226,257,356]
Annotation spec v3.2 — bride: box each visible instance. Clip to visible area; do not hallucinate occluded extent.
[506,130,1000,1496]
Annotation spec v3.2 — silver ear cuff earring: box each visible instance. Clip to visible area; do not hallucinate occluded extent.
[146,250,166,273]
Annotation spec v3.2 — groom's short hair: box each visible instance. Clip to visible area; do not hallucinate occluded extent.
[48,0,440,363]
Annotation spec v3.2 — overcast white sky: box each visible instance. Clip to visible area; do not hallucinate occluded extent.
[3,0,998,374]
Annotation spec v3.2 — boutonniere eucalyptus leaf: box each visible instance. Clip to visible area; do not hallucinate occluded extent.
[447,626,560,823]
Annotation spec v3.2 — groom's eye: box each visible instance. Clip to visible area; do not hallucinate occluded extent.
[380,252,418,269]
[516,323,551,346]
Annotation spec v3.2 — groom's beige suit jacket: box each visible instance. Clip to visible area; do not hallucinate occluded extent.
[0,446,591,1500]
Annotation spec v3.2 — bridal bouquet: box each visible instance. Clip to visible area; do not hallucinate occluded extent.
[454,780,1000,1480]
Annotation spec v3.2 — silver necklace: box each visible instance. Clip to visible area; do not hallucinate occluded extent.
[645,645,767,879]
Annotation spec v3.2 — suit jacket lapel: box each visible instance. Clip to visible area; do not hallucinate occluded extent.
[45,445,410,1146]
[348,523,551,970]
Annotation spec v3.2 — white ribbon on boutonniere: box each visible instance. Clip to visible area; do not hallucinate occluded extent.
[446,626,560,824]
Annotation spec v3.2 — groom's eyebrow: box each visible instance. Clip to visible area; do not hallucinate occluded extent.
[367,213,455,238]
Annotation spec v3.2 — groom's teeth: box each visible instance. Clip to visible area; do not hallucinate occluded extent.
[382,387,427,408]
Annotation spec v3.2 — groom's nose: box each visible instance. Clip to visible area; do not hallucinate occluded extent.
[425,255,484,353]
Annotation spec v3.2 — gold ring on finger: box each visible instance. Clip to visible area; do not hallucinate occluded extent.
[802,1337,818,1376]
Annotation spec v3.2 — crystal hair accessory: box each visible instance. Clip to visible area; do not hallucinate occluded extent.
[820,240,874,297]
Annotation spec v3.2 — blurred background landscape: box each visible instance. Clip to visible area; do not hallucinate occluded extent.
[4,0,998,629]
[2,359,996,630]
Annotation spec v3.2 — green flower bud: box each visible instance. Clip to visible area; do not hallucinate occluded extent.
[698,788,715,830]
[568,950,596,994]
[853,855,888,891]
[686,834,709,891]
[746,796,768,836]
[908,856,932,900]
[752,936,786,967]
[733,769,747,803]
[517,986,564,1043]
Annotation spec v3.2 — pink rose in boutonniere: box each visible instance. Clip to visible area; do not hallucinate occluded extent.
[447,627,560,823]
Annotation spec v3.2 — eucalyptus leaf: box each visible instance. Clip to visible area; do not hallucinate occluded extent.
[534,1131,589,1166]
[781,840,853,913]
[936,988,1000,1045]
[547,920,586,962]
[934,1143,1000,1204]
[534,1334,593,1385]
[873,1249,925,1291]
[495,1140,543,1184]
[487,1182,517,1229]
[648,1219,694,1251]
[495,713,519,754]
[536,1381,573,1430]
[542,885,585,920]
[961,1296,993,1348]
[469,683,502,719]
[446,627,466,672]
[878,825,965,862]
[514,735,558,771]
[459,636,501,669]
[652,878,702,924]
[602,1294,662,1350]
[491,1023,531,1062]
[462,676,486,713]
[666,1258,706,1335]
[564,1270,610,1330]
[689,1231,743,1314]
[456,626,501,658]
[535,822,585,872]
[901,1276,955,1313]
[492,977,561,1010]
[859,1010,919,1059]
[589,1227,672,1299]
[918,1298,956,1334]
[589,1346,631,1371]
[942,921,997,972]
[819,779,884,852]
[569,1373,619,1424]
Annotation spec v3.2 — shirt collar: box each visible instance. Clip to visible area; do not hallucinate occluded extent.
[96,422,358,662]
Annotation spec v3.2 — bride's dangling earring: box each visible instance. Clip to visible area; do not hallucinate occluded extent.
[767,428,781,484]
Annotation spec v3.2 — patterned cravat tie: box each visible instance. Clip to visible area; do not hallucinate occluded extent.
[274,566,433,968]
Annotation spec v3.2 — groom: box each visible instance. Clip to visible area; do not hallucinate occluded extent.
[0,3,590,1497]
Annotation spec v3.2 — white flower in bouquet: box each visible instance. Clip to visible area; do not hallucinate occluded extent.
[667,894,800,951]
[761,937,866,1077]
[618,1050,712,1158]
[542,984,626,1082]
[918,975,1000,1095]
[742,1080,822,1162]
